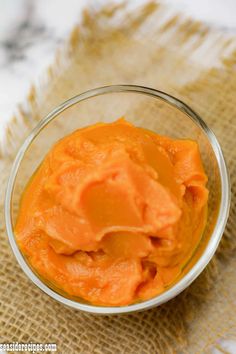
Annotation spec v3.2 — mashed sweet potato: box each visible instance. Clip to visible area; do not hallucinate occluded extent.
[15,118,208,306]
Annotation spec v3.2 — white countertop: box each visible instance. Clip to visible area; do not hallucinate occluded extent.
[0,0,235,353]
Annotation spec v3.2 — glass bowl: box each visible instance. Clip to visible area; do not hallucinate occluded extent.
[5,85,230,314]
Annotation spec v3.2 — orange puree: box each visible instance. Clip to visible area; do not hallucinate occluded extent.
[15,118,208,306]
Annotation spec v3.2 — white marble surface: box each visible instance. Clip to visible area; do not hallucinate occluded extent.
[0,0,87,140]
[0,0,236,353]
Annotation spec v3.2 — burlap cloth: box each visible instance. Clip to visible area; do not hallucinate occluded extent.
[1,2,236,353]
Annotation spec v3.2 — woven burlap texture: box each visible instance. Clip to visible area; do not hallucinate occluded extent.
[1,2,236,353]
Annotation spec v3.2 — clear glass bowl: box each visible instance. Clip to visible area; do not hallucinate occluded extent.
[5,85,230,314]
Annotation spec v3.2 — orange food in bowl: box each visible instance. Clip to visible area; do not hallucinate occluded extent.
[15,119,208,306]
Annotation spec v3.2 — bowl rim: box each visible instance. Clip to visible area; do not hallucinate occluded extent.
[4,84,231,314]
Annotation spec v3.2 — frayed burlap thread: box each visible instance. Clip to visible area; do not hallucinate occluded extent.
[0,2,236,353]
